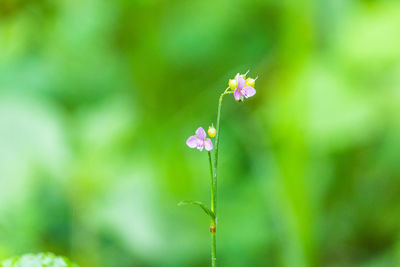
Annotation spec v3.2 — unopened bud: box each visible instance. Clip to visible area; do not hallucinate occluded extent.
[228,79,237,90]
[208,125,216,138]
[245,78,255,87]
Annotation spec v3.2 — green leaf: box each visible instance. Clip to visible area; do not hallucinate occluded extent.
[1,252,79,267]
[178,200,215,219]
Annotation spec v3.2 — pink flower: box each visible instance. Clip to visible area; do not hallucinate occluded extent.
[233,74,256,102]
[186,127,213,151]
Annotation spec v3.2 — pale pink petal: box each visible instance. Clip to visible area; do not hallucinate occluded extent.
[186,136,200,148]
[196,127,206,140]
[204,139,213,151]
[197,140,204,151]
[242,86,256,98]
[234,88,241,101]
[236,74,245,89]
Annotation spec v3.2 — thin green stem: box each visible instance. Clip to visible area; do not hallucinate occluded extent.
[211,230,216,267]
[214,89,232,212]
[210,88,233,267]
[209,151,217,267]
[208,151,214,212]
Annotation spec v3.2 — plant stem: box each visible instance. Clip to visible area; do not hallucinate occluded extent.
[211,226,216,267]
[210,89,232,267]
[208,151,214,212]
[209,152,216,267]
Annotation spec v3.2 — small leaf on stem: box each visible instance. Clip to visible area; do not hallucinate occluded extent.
[178,200,215,219]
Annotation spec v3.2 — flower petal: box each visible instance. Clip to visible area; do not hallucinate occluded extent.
[236,74,245,89]
[197,140,204,151]
[242,86,256,98]
[196,127,206,140]
[204,139,213,151]
[234,88,241,101]
[186,136,200,148]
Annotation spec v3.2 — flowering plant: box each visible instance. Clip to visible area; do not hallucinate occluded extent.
[180,71,257,267]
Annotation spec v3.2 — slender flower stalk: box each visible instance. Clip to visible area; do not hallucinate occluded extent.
[182,71,257,267]
[208,151,216,267]
[210,88,232,266]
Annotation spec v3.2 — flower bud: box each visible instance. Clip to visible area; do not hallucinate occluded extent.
[245,78,255,87]
[228,79,237,90]
[235,73,247,80]
[208,125,216,138]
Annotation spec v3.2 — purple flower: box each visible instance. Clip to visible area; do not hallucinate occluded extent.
[233,74,256,102]
[186,127,213,151]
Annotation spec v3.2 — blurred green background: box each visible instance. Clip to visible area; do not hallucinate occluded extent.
[1,0,400,266]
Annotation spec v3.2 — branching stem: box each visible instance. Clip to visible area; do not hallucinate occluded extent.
[209,88,233,267]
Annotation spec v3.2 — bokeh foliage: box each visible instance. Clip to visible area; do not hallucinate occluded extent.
[1,0,400,266]
[1,253,78,267]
